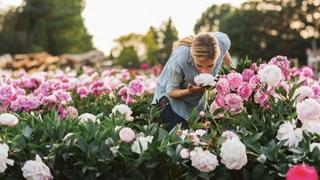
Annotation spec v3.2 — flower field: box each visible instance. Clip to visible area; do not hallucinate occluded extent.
[0,56,320,180]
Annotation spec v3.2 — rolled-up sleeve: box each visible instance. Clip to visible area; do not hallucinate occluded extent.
[166,63,183,93]
[165,50,185,93]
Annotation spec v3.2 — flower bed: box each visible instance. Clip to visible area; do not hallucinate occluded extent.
[0,57,319,180]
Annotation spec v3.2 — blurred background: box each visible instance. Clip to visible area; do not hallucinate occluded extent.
[0,0,319,73]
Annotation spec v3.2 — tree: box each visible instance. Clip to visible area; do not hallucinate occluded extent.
[111,33,144,68]
[194,0,319,64]
[116,46,140,68]
[194,4,235,33]
[159,18,178,65]
[142,26,161,66]
[109,18,179,67]
[0,0,93,55]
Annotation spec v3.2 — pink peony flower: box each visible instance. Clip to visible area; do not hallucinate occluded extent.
[237,83,253,101]
[312,85,320,96]
[225,93,242,107]
[58,106,78,119]
[11,95,40,112]
[279,81,290,93]
[0,84,16,106]
[216,78,230,95]
[127,79,145,96]
[227,72,243,91]
[215,94,225,107]
[140,63,149,70]
[119,127,135,143]
[58,106,67,119]
[254,90,269,106]
[301,67,314,78]
[250,63,259,72]
[152,65,163,75]
[21,77,38,89]
[66,106,78,119]
[224,93,243,114]
[53,90,72,104]
[249,75,261,89]
[40,95,58,105]
[77,86,89,99]
[286,164,318,180]
[89,81,106,97]
[15,88,26,96]
[242,69,255,82]
[121,71,131,81]
[268,55,290,80]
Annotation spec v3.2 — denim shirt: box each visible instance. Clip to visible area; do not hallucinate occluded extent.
[152,31,231,120]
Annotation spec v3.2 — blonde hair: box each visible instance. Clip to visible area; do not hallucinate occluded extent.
[174,32,219,61]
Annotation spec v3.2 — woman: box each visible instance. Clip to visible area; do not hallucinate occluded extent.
[152,31,234,131]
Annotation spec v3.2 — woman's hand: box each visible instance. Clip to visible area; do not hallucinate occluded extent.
[187,84,205,94]
[168,84,205,99]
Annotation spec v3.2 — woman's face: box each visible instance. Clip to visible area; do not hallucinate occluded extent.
[193,58,215,73]
[193,49,221,73]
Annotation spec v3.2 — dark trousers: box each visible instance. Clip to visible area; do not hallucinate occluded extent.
[155,96,188,131]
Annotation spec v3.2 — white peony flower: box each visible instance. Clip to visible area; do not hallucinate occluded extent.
[302,121,320,135]
[110,145,120,157]
[111,104,134,121]
[190,147,218,172]
[220,134,247,170]
[0,113,19,127]
[188,133,200,146]
[78,113,99,123]
[131,134,153,154]
[21,155,53,180]
[258,64,283,87]
[177,130,188,140]
[310,143,320,152]
[179,148,190,159]
[296,98,320,122]
[293,86,314,101]
[257,154,267,163]
[194,129,207,137]
[119,127,135,143]
[276,121,303,148]
[221,131,240,141]
[0,143,14,173]
[194,73,216,87]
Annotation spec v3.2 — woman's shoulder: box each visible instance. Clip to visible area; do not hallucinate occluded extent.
[173,45,191,54]
[171,45,191,64]
[211,31,231,50]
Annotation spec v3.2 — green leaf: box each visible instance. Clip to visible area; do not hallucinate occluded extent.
[158,128,168,141]
[22,125,32,139]
[166,147,176,159]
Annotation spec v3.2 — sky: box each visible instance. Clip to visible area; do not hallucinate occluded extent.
[0,0,246,55]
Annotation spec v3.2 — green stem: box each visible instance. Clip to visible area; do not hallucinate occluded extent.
[212,118,221,135]
[3,128,8,143]
[160,141,182,149]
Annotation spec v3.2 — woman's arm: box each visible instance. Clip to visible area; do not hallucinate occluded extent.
[223,51,235,69]
[168,84,204,99]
